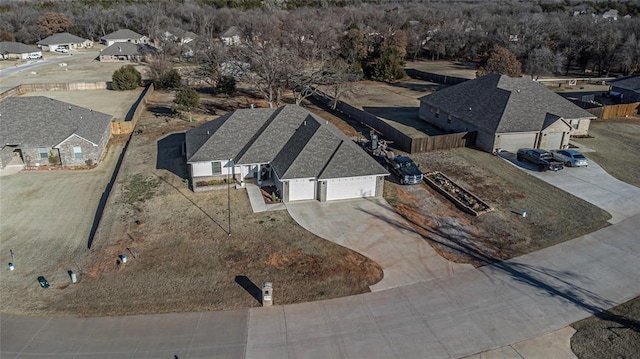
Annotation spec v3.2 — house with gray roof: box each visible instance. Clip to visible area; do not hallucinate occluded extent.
[100,29,150,46]
[0,96,112,169]
[99,42,157,62]
[220,26,243,46]
[419,74,596,153]
[609,76,640,103]
[0,42,42,60]
[185,105,388,202]
[37,32,93,52]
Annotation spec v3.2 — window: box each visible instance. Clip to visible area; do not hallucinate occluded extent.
[73,146,82,159]
[38,147,48,159]
[212,161,222,175]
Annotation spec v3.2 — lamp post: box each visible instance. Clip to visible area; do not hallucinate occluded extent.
[227,159,233,236]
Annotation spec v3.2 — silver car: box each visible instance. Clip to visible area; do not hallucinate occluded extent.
[551,149,589,167]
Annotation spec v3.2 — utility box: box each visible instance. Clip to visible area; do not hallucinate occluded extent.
[70,271,77,283]
[262,282,273,307]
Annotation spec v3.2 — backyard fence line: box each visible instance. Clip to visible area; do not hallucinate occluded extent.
[0,82,109,101]
[404,68,470,86]
[310,90,474,154]
[110,83,155,135]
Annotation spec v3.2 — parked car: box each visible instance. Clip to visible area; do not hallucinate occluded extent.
[54,47,68,53]
[37,276,50,288]
[551,149,589,167]
[28,54,42,59]
[516,148,564,172]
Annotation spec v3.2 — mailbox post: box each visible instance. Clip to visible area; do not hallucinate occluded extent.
[262,282,273,307]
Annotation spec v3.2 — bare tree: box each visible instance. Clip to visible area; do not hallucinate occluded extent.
[37,12,72,37]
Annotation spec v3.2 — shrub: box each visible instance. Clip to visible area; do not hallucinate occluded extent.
[216,75,236,95]
[112,65,142,90]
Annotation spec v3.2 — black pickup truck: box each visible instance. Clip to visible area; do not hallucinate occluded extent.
[384,155,423,184]
[516,148,564,172]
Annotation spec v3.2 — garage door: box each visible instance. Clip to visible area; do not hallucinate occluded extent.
[288,178,315,201]
[543,132,564,149]
[496,133,537,152]
[326,176,377,201]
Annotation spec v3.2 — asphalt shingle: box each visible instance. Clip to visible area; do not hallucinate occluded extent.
[420,74,596,134]
[0,96,112,148]
[37,32,88,46]
[101,29,145,41]
[185,105,387,180]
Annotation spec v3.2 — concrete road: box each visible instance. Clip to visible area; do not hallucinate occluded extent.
[286,198,472,291]
[498,152,640,224]
[246,214,640,358]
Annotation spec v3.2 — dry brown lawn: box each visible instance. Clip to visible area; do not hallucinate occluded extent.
[34,90,381,316]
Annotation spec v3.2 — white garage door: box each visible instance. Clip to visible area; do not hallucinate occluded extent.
[326,176,377,201]
[496,133,537,152]
[543,132,564,149]
[288,178,315,201]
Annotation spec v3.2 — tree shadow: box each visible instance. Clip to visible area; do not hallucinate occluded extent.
[354,200,638,332]
[234,275,262,305]
[87,135,131,248]
[156,132,188,180]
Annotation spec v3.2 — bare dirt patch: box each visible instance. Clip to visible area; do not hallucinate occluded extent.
[3,90,381,317]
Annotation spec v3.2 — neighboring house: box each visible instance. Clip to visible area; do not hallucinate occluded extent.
[185,105,388,202]
[608,76,640,103]
[601,9,619,20]
[418,74,596,152]
[0,42,42,59]
[220,26,243,46]
[0,96,112,169]
[100,29,150,46]
[98,42,156,62]
[37,32,93,51]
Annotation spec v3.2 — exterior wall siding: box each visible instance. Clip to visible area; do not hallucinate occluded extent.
[22,147,56,167]
[0,147,15,168]
[568,118,591,136]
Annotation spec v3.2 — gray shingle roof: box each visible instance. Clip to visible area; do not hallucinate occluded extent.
[419,74,596,134]
[609,76,640,92]
[185,105,387,180]
[100,42,156,56]
[221,26,243,38]
[37,32,87,45]
[0,96,112,148]
[101,29,145,41]
[0,42,39,54]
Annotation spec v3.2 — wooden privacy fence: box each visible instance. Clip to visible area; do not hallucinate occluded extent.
[584,102,640,120]
[411,131,475,153]
[110,83,154,135]
[0,82,109,101]
[404,68,470,86]
[311,90,474,153]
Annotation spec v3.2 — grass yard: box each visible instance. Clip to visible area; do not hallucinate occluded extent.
[0,90,381,317]
[575,116,640,188]
[384,148,611,266]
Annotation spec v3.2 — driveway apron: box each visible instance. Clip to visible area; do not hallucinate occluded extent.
[285,198,472,291]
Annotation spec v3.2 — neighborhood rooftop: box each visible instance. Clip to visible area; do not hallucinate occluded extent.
[186,105,387,180]
[37,32,87,45]
[100,42,156,56]
[419,74,596,134]
[609,75,640,91]
[101,29,145,40]
[0,96,113,147]
[0,41,39,54]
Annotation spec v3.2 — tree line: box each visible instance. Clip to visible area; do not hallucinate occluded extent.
[1,0,639,107]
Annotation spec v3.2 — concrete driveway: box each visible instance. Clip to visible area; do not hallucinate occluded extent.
[497,152,640,224]
[285,198,472,291]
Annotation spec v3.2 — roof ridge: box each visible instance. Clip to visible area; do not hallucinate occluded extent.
[234,107,284,163]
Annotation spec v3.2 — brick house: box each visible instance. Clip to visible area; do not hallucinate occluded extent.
[0,96,112,169]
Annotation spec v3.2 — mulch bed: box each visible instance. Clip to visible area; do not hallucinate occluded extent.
[260,185,281,204]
